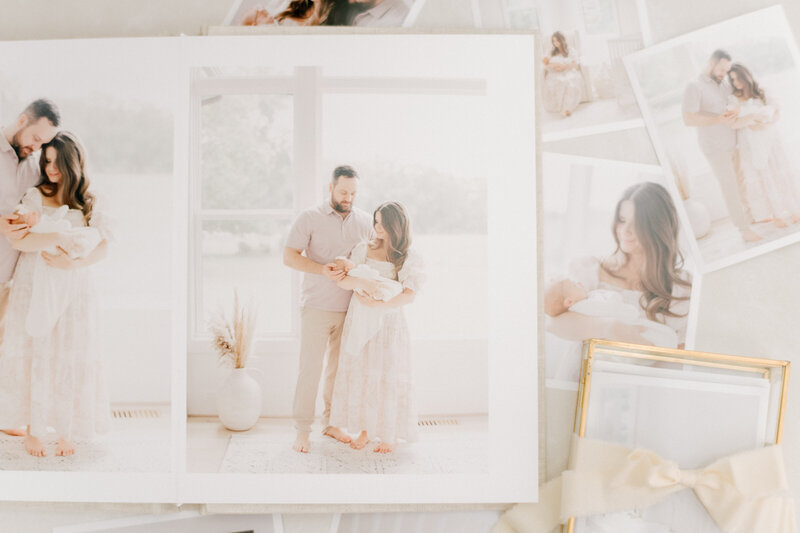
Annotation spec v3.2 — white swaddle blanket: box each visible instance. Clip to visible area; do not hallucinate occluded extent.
[569,289,679,348]
[341,263,403,357]
[728,96,776,122]
[346,263,403,301]
[16,191,102,337]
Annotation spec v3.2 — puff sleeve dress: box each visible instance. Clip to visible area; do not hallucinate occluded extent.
[329,241,425,444]
[0,187,112,441]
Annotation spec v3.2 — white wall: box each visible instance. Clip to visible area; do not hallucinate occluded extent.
[187,340,488,416]
[102,308,172,404]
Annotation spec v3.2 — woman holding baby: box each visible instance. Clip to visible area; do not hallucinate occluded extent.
[328,201,424,453]
[542,31,583,117]
[727,63,800,228]
[544,182,692,379]
[0,131,111,457]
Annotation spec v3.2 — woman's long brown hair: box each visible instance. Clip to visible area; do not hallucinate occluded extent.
[550,32,569,57]
[370,201,411,274]
[37,131,95,223]
[275,0,315,23]
[729,63,766,104]
[603,182,691,321]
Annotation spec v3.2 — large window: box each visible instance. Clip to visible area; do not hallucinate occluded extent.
[194,91,295,338]
[189,67,487,349]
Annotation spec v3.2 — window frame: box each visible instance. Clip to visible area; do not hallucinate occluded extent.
[188,66,486,355]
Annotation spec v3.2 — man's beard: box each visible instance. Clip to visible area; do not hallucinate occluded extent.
[10,132,30,159]
[331,199,352,213]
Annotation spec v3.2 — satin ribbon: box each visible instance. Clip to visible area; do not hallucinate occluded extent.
[493,436,796,533]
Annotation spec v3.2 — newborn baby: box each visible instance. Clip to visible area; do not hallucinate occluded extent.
[545,279,678,348]
[727,96,776,123]
[15,203,102,259]
[333,256,403,302]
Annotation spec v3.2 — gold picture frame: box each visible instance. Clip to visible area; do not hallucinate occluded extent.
[564,338,791,533]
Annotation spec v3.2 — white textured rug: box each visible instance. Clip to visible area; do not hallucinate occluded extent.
[220,434,488,475]
[0,433,171,472]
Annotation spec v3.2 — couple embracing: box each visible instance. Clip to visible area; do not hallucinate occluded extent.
[283,165,423,454]
[683,50,800,242]
[0,99,111,457]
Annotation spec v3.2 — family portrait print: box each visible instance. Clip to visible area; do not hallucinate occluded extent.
[626,6,800,272]
[501,0,648,141]
[542,154,698,389]
[223,0,419,27]
[0,38,176,500]
[186,56,497,481]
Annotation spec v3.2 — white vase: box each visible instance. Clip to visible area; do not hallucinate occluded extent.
[217,368,262,431]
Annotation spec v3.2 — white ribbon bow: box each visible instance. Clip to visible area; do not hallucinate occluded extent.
[494,436,796,533]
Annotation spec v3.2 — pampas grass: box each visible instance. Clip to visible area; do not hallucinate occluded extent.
[208,291,257,369]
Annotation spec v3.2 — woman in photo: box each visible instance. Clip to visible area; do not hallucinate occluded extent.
[329,201,424,454]
[242,0,316,26]
[727,63,800,228]
[0,131,111,457]
[544,182,692,380]
[542,31,583,117]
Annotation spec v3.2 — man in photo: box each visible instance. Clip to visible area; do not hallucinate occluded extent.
[283,165,374,453]
[0,99,60,436]
[682,49,762,242]
[348,0,409,26]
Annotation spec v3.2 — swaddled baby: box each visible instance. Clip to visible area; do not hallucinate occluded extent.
[333,256,403,301]
[13,188,104,337]
[545,279,678,348]
[15,204,102,259]
[727,95,776,123]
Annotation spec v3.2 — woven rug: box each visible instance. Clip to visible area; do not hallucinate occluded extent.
[0,433,171,472]
[219,433,488,474]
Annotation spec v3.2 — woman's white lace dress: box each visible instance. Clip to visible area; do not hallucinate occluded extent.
[329,241,424,444]
[543,49,584,115]
[732,96,800,222]
[0,187,111,440]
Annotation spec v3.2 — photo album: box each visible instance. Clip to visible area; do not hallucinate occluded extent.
[2,2,800,532]
[0,32,537,505]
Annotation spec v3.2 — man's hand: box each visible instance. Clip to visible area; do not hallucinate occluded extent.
[17,212,39,228]
[718,109,738,127]
[0,214,30,241]
[322,262,346,282]
[42,246,80,270]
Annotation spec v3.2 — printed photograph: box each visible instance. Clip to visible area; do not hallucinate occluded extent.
[223,0,421,27]
[0,39,175,474]
[541,154,698,389]
[484,0,647,141]
[186,63,492,476]
[625,6,800,271]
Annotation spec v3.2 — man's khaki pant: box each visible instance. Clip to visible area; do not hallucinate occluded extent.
[292,307,346,435]
[704,149,750,232]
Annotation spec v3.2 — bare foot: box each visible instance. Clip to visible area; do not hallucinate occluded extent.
[775,218,788,229]
[350,430,369,450]
[323,426,352,444]
[742,229,762,242]
[24,434,46,457]
[56,438,75,457]
[292,432,310,453]
[565,110,572,117]
[373,441,394,454]
[792,214,800,224]
[2,428,26,437]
